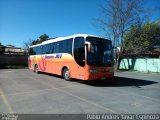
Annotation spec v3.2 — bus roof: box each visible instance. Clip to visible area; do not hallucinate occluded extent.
[29,34,106,48]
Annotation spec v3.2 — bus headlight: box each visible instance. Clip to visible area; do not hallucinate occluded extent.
[109,68,114,73]
[88,69,98,73]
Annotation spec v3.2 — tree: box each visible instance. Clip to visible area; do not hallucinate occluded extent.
[39,34,49,43]
[94,0,148,68]
[23,39,33,49]
[24,34,49,48]
[123,20,160,55]
[32,34,49,45]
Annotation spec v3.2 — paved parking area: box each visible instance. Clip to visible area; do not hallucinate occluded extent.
[0,69,160,114]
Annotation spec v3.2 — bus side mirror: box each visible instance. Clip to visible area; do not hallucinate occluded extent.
[85,42,92,53]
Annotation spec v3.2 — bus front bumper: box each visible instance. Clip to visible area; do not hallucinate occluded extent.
[85,71,114,81]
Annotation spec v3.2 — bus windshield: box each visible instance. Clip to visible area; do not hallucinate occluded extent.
[86,37,113,67]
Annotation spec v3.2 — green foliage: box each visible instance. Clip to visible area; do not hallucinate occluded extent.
[32,34,49,45]
[123,20,160,54]
[39,34,49,43]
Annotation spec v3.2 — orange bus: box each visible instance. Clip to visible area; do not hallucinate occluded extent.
[28,34,114,80]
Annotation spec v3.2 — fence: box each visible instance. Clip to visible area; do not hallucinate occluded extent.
[119,58,160,73]
[0,54,28,67]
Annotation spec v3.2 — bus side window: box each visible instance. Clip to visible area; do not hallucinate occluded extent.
[45,44,51,54]
[50,43,54,53]
[67,39,73,54]
[42,45,45,54]
[33,47,37,55]
[54,42,59,53]
[59,39,72,54]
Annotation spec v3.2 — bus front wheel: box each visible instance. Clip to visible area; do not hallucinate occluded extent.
[63,68,71,81]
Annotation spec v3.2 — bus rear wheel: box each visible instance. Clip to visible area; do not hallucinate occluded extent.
[63,68,71,81]
[34,65,39,73]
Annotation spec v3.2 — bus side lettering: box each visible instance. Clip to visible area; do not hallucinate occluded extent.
[45,54,62,59]
[55,54,62,59]
[45,55,54,59]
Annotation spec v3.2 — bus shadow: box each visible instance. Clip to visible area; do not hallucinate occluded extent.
[81,77,158,88]
[37,72,158,88]
[38,72,63,79]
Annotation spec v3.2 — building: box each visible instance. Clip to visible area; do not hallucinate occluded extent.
[0,45,28,55]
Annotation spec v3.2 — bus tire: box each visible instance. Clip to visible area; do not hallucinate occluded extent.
[34,64,39,73]
[63,68,71,81]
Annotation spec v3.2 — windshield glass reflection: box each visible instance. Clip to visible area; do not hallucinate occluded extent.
[86,37,113,66]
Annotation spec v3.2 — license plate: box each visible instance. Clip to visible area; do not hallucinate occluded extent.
[101,77,106,80]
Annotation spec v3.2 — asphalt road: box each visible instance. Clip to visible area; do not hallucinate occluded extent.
[0,69,160,114]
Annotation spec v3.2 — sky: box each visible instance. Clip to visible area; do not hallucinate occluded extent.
[0,0,160,48]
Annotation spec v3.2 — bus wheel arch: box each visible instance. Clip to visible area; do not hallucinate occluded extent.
[62,67,71,81]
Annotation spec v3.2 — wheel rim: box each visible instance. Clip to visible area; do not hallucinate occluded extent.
[35,65,38,73]
[64,70,70,80]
